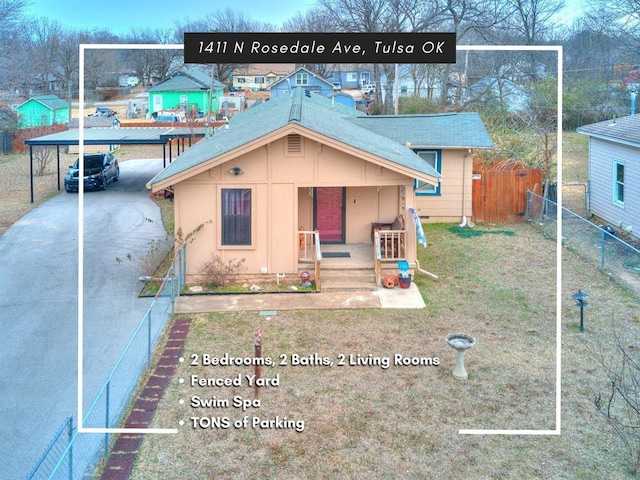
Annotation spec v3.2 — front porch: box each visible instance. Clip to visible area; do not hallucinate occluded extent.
[297,233,409,292]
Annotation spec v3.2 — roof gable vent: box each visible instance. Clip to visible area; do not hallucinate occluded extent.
[286,134,303,156]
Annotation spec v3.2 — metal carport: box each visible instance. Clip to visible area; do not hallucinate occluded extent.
[24,126,205,202]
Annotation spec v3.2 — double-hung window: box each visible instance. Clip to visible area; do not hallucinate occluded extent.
[221,188,252,246]
[295,72,308,85]
[414,150,441,195]
[613,159,625,206]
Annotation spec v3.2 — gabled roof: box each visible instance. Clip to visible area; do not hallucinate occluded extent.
[233,63,296,77]
[148,88,451,189]
[68,116,120,128]
[268,67,334,91]
[18,94,68,111]
[577,114,640,148]
[347,113,493,149]
[149,67,225,93]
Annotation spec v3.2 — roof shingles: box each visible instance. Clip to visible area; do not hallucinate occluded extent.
[577,115,640,147]
[147,88,492,188]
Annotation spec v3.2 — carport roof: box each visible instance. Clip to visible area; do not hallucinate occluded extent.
[24,126,205,146]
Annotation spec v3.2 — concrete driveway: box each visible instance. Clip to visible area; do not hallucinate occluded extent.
[0,159,168,479]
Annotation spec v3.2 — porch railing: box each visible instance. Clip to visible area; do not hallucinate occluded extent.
[298,230,322,291]
[373,229,407,287]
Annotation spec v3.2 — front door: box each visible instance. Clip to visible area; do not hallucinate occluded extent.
[314,187,346,243]
[153,94,163,112]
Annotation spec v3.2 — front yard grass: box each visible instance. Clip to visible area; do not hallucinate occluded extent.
[125,222,638,479]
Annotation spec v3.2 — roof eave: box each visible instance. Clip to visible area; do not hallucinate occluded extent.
[148,123,441,191]
[576,129,640,149]
[409,144,494,150]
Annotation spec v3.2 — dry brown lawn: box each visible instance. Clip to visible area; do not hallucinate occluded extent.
[127,222,638,480]
[2,131,636,478]
[562,131,589,216]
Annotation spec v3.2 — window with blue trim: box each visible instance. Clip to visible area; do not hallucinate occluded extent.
[414,150,441,195]
[613,159,625,207]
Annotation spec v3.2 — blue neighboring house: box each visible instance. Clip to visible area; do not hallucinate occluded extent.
[328,66,373,89]
[269,67,335,99]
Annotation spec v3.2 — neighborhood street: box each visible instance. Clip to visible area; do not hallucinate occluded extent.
[0,158,168,479]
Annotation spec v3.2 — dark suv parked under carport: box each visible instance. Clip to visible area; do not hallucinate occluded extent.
[64,153,120,192]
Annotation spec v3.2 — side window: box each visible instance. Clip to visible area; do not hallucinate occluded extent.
[613,159,625,207]
[414,150,441,195]
[221,188,252,246]
[295,72,308,85]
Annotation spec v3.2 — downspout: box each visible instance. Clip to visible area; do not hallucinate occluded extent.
[460,149,470,227]
[415,258,438,280]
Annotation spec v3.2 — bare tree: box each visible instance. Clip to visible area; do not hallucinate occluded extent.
[0,0,27,24]
[23,18,64,94]
[314,0,441,112]
[583,0,640,62]
[499,0,565,81]
[281,8,335,32]
[177,8,275,84]
[594,318,640,475]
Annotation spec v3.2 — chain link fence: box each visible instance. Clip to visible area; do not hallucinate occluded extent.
[25,244,186,480]
[526,190,640,297]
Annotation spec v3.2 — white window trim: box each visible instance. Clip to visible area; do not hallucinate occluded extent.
[612,158,625,208]
[295,73,308,86]
[218,185,256,250]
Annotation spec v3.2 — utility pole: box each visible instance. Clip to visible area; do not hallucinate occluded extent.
[67,81,73,121]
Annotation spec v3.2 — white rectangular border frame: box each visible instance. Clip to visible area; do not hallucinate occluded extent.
[77,43,183,435]
[457,44,563,436]
[77,44,563,437]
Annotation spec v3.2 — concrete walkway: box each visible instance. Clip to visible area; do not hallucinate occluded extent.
[175,283,425,314]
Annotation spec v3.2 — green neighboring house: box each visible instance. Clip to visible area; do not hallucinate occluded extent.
[148,67,225,117]
[17,94,69,129]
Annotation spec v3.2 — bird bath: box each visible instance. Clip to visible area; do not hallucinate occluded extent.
[446,333,476,379]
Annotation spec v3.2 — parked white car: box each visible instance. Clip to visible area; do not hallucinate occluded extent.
[361,84,376,94]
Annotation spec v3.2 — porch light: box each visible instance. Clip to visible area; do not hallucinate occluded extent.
[572,289,589,332]
[229,167,244,176]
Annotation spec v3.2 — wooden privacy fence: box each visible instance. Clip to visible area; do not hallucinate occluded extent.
[472,167,542,223]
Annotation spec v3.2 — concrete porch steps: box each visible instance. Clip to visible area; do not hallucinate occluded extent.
[319,267,378,292]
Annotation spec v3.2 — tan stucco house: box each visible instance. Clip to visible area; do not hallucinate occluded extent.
[147,88,492,288]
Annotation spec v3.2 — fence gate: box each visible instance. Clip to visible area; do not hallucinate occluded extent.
[472,167,542,223]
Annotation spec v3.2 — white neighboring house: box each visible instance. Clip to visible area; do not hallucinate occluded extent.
[119,75,139,87]
[577,114,640,239]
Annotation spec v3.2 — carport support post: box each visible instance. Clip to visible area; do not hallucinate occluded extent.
[162,143,166,168]
[29,146,34,203]
[56,145,61,191]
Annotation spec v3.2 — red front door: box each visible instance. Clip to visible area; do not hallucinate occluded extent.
[314,187,345,243]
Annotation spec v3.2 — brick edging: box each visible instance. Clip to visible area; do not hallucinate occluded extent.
[99,317,192,480]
